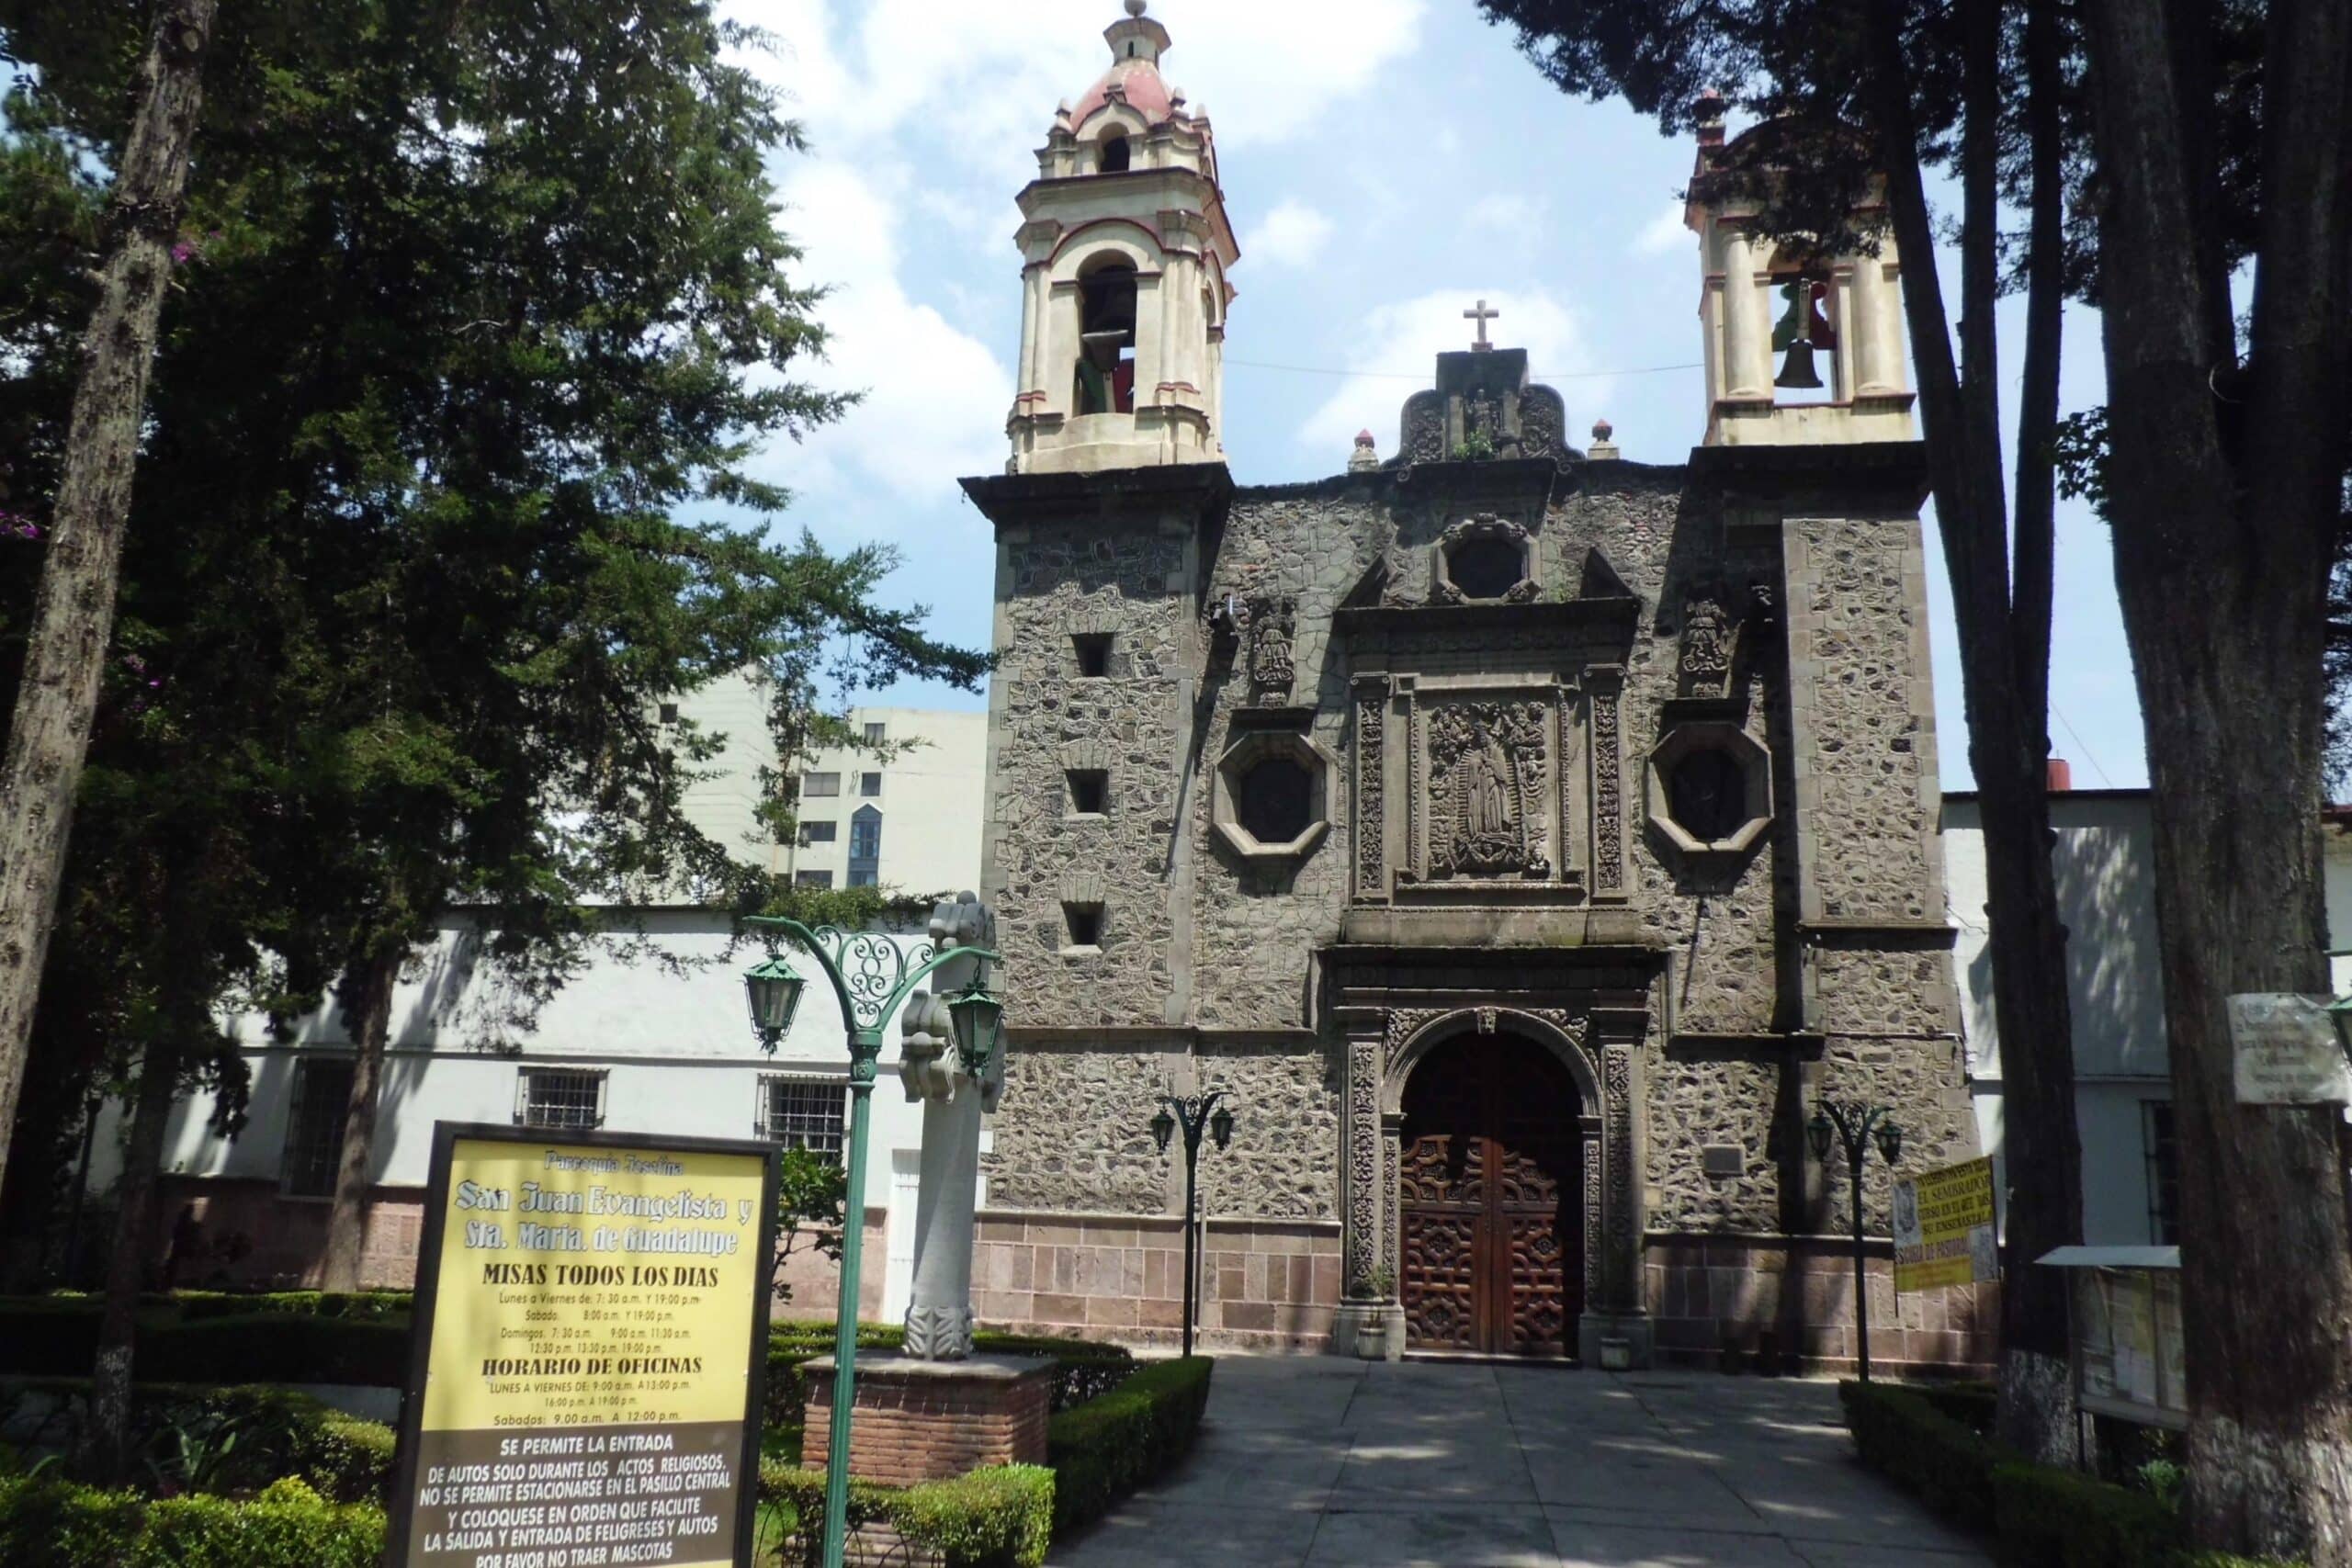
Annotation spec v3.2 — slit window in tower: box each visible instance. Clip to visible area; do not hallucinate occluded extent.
[1075,261,1138,416]
[1770,275,1838,403]
[1099,134,1131,174]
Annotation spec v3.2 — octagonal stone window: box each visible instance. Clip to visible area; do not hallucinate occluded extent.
[1213,731,1338,862]
[1645,722,1772,858]
[1434,515,1536,604]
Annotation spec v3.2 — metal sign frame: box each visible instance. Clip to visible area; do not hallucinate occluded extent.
[386,1122,781,1568]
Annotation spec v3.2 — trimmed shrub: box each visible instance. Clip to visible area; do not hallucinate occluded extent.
[176,1292,411,1325]
[0,1473,385,1566]
[0,1475,144,1567]
[1046,1356,1213,1536]
[1993,1461,2180,1567]
[151,1314,410,1387]
[1913,1380,1997,1435]
[758,1461,1050,1567]
[131,1476,385,1568]
[0,1382,396,1504]
[1838,1379,2011,1529]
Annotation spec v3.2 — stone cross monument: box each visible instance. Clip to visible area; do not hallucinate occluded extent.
[895,893,1003,1360]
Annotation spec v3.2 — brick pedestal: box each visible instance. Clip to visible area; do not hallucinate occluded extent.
[799,1354,1055,1486]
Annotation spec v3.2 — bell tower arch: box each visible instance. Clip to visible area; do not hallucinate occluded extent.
[1006,1,1239,476]
[1687,92,1917,447]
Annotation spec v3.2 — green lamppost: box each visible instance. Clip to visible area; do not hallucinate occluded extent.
[743,909,1003,1568]
[1809,1099,1903,1382]
[1150,1089,1236,1359]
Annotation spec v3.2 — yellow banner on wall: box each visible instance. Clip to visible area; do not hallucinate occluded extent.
[390,1125,777,1568]
[1892,1156,1998,1294]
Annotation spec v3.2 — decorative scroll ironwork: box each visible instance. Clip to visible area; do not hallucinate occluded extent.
[809,927,938,1032]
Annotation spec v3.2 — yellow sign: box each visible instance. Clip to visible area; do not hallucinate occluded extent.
[1892,1156,1997,1293]
[390,1125,776,1568]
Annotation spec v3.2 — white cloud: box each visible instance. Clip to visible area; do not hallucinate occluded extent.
[1466,193,1541,231]
[745,161,1012,513]
[1297,289,1613,459]
[1250,199,1335,271]
[1633,202,1691,255]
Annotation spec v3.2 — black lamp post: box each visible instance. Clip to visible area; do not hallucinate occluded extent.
[1809,1100,1904,1382]
[1151,1090,1236,1358]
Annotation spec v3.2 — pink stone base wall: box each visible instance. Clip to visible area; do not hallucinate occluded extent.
[971,1211,1342,1352]
[1644,1234,1998,1376]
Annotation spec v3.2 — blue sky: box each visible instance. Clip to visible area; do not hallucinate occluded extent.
[728,0,2145,793]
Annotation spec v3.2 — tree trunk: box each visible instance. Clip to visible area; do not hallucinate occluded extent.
[320,942,401,1293]
[1864,0,2084,1465]
[0,0,218,1196]
[83,1041,175,1483]
[2083,0,2352,1557]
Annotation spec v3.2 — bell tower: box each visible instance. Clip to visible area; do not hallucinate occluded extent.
[1687,94,1916,446]
[1004,0,1239,476]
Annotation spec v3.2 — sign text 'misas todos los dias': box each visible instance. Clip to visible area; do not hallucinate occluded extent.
[389,1125,779,1568]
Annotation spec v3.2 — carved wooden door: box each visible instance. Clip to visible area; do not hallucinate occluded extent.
[1399,1035,1580,1357]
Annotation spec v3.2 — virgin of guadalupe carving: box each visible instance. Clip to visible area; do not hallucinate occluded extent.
[1427,701,1551,879]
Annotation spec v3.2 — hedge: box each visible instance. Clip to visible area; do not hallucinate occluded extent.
[1839,1382,2307,1568]
[0,1382,395,1504]
[1046,1356,1214,1536]
[759,1461,1054,1568]
[175,1292,411,1325]
[1837,1379,2009,1529]
[0,1303,408,1387]
[0,1474,384,1567]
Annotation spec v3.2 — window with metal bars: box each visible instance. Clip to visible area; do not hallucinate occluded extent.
[760,1077,846,1162]
[2143,1100,2179,1245]
[281,1056,356,1198]
[516,1067,606,1131]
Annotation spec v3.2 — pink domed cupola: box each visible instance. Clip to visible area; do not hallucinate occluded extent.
[1003,1,1240,476]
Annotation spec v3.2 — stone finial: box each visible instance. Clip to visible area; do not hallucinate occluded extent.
[1350,430,1380,472]
[1588,417,1621,460]
[1695,87,1725,148]
[1125,0,1148,15]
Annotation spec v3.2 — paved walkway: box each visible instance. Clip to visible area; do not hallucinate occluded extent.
[1049,1358,1993,1567]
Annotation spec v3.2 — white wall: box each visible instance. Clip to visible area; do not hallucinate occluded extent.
[98,912,950,1218]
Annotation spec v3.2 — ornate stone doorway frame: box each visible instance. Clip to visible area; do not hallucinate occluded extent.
[1335,1004,1652,1367]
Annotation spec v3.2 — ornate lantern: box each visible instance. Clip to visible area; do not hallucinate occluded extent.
[1150,1105,1176,1154]
[1807,1108,1835,1163]
[947,984,1006,1077]
[1873,1119,1904,1167]
[743,953,806,1054]
[1208,1101,1235,1151]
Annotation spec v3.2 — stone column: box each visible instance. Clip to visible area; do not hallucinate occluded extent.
[1849,254,1904,396]
[902,1079,983,1358]
[1719,226,1774,400]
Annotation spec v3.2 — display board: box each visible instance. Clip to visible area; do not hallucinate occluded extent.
[1891,1156,1998,1294]
[2074,1266,2188,1429]
[388,1123,779,1568]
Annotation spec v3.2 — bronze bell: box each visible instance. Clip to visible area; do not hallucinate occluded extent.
[1775,338,1824,389]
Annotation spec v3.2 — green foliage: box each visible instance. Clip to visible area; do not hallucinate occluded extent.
[0,0,991,1245]
[0,1474,144,1568]
[175,1292,411,1325]
[1839,1382,2311,1568]
[773,1146,848,1304]
[755,1462,1053,1568]
[1452,431,1498,461]
[144,1314,410,1388]
[1838,1380,2012,1529]
[1910,1379,1997,1436]
[146,1407,243,1496]
[131,1476,384,1568]
[1044,1357,1214,1537]
[1991,1461,2184,1568]
[0,1380,396,1503]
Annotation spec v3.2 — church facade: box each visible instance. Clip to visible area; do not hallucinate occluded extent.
[961,2,1992,1372]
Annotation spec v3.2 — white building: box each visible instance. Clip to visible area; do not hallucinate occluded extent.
[95,684,992,1313]
[1946,784,2352,1247]
[775,707,988,897]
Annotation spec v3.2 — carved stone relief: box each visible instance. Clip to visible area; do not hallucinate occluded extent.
[1346,1036,1381,1294]
[1400,390,1445,464]
[1425,700,1551,880]
[1354,687,1386,901]
[1679,597,1736,694]
[1589,680,1624,894]
[1604,1043,1634,1306]
[1244,594,1297,705]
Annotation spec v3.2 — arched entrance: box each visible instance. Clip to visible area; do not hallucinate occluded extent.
[1398,1032,1583,1356]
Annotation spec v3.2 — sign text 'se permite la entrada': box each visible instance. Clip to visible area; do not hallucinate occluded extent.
[388,1124,779,1568]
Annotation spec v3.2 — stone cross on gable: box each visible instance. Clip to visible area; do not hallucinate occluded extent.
[1464,299,1500,352]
